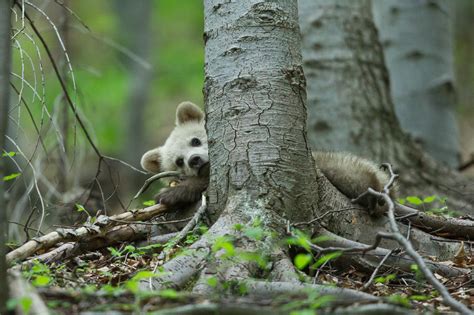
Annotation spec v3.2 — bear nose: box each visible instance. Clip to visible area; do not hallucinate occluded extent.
[189,155,203,169]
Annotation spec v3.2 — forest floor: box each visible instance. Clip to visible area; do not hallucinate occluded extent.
[11,215,473,315]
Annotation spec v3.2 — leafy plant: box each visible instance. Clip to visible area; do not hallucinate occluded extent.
[398,195,459,217]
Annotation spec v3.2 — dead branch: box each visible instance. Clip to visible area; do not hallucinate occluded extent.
[7,204,168,265]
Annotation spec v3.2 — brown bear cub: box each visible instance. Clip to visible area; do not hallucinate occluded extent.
[141,102,395,215]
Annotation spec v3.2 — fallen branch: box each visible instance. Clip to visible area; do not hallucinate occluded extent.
[7,204,168,265]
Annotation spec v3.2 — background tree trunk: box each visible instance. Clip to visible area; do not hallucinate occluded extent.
[114,0,153,194]
[372,0,460,168]
[299,0,474,214]
[204,0,318,223]
[0,0,12,312]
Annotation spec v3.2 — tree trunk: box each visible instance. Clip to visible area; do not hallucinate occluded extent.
[372,0,460,168]
[0,0,12,313]
[115,0,153,194]
[204,0,318,223]
[299,0,473,214]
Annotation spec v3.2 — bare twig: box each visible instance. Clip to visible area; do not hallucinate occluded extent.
[133,171,181,199]
[362,249,394,290]
[362,164,472,315]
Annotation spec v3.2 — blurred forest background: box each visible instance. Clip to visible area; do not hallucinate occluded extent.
[5,0,474,238]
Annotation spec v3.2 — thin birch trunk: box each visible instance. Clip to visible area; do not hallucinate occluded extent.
[0,0,12,313]
[372,0,460,168]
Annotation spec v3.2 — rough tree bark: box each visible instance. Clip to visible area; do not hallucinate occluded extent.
[372,0,460,168]
[299,0,474,215]
[204,0,317,223]
[0,0,12,313]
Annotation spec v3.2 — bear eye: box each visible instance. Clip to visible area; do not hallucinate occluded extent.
[190,138,201,147]
[175,158,184,167]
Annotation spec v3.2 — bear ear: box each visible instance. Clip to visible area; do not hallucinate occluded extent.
[176,101,204,125]
[141,148,162,173]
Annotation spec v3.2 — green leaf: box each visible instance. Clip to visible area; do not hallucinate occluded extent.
[423,195,437,203]
[294,253,312,270]
[212,236,235,257]
[75,204,86,212]
[142,200,156,206]
[159,289,179,299]
[132,271,158,280]
[388,294,411,307]
[32,275,51,287]
[2,151,16,157]
[3,173,20,181]
[233,223,243,231]
[406,196,423,205]
[207,276,218,287]
[107,247,122,257]
[20,297,33,313]
[312,251,342,269]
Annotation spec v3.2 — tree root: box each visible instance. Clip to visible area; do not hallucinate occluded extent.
[395,203,474,239]
[8,269,50,315]
[316,228,469,278]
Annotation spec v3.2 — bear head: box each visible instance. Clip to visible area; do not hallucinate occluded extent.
[141,101,208,177]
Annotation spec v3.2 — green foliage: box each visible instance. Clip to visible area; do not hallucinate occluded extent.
[294,253,313,270]
[374,273,396,284]
[23,260,54,288]
[3,173,20,181]
[1,151,16,157]
[388,294,411,308]
[142,200,156,207]
[311,252,342,269]
[212,236,236,258]
[207,276,218,288]
[398,195,459,217]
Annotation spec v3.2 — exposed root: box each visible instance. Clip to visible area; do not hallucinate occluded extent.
[316,228,469,278]
[8,269,50,315]
[242,280,379,304]
[268,249,301,283]
[395,203,474,239]
[142,247,209,291]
